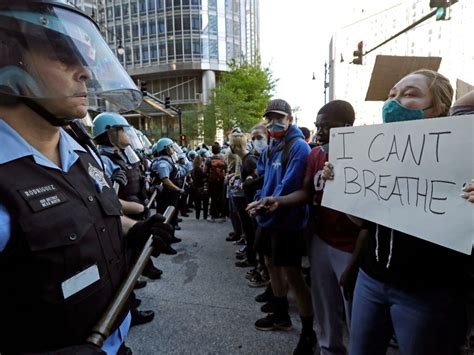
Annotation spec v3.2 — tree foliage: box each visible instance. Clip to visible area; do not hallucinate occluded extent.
[203,58,276,142]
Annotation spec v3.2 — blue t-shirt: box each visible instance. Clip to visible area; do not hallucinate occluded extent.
[0,119,130,353]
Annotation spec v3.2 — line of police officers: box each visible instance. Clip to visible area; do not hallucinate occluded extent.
[0,1,185,353]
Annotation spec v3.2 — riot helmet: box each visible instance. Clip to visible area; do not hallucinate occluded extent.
[0,0,142,126]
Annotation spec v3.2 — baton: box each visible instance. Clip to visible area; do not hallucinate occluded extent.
[86,206,176,347]
[113,182,120,195]
[145,189,158,210]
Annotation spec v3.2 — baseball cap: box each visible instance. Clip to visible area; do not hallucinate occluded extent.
[263,99,292,117]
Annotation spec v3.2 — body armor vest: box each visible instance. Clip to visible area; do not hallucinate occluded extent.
[0,151,129,352]
[101,150,143,203]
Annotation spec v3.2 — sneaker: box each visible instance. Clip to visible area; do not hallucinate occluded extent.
[245,268,259,280]
[235,253,246,260]
[248,274,269,288]
[236,245,247,254]
[255,285,273,303]
[293,330,318,355]
[233,238,246,245]
[226,234,239,242]
[255,313,292,331]
[235,258,256,268]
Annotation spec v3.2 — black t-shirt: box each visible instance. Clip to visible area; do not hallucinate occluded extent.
[240,153,258,182]
[361,222,471,292]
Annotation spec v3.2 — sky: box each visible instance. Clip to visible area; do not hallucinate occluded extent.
[259,0,356,129]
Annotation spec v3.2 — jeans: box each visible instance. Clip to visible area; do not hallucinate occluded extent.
[350,269,466,355]
[310,235,352,355]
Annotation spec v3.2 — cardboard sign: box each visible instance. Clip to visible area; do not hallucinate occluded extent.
[322,115,474,254]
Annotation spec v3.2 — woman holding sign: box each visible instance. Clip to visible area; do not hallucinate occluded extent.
[324,70,471,355]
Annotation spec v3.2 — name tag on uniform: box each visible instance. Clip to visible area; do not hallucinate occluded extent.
[61,264,100,299]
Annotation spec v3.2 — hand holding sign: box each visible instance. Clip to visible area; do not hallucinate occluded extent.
[322,115,474,254]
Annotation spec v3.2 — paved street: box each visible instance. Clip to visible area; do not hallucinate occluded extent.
[127,215,399,355]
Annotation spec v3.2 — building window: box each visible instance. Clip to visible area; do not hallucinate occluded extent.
[191,15,201,30]
[159,42,166,60]
[174,15,182,33]
[131,1,138,14]
[175,39,183,59]
[142,45,149,61]
[124,24,131,40]
[191,0,200,6]
[141,21,148,36]
[157,0,164,9]
[107,6,113,18]
[209,14,217,34]
[209,0,217,8]
[158,18,165,34]
[151,44,158,60]
[183,15,190,32]
[126,47,132,64]
[115,25,122,40]
[192,39,201,56]
[209,39,218,59]
[132,23,139,38]
[139,0,147,13]
[123,3,129,18]
[149,20,157,35]
[134,46,140,61]
[114,5,121,18]
[167,40,175,57]
[148,0,156,11]
[184,39,191,59]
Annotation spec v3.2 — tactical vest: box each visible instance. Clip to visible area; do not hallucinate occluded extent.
[0,151,129,353]
[101,150,143,202]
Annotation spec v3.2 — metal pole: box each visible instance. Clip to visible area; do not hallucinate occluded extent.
[178,108,183,145]
[86,206,176,347]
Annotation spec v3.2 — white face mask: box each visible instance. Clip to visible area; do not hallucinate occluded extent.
[253,139,267,154]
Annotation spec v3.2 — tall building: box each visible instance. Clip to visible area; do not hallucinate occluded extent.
[91,0,260,141]
[329,0,474,126]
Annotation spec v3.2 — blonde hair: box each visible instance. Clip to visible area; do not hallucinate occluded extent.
[229,131,247,152]
[410,69,453,117]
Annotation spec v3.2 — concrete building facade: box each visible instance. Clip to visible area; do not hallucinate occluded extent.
[328,0,474,126]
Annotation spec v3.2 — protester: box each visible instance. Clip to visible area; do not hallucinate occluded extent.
[247,99,317,354]
[191,155,209,220]
[204,142,227,222]
[323,70,471,355]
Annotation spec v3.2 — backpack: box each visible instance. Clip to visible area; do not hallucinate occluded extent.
[207,156,226,183]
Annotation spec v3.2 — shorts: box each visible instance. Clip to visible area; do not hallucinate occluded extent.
[255,227,305,267]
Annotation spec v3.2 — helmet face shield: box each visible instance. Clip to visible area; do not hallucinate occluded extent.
[0,3,142,111]
[124,126,144,151]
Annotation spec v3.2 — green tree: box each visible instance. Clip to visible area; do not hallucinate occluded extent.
[204,58,276,142]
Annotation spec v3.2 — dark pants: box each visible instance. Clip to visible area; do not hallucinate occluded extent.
[209,182,225,219]
[156,188,179,225]
[194,193,209,220]
[234,195,256,262]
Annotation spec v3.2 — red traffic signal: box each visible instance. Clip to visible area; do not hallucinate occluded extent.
[352,41,364,65]
[179,134,186,142]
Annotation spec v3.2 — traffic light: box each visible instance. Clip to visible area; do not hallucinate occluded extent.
[352,41,363,65]
[139,80,147,96]
[430,0,451,20]
[165,96,171,109]
[179,134,186,142]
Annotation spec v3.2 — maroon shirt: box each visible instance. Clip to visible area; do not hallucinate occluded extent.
[305,146,359,253]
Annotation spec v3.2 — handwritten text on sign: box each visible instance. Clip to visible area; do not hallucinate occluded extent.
[321,115,474,254]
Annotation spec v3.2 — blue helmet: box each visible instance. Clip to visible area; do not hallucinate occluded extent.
[92,112,130,139]
[187,150,197,160]
[152,137,174,155]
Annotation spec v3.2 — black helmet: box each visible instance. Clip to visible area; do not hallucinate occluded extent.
[0,0,141,114]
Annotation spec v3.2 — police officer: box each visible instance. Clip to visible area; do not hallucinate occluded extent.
[151,138,184,233]
[0,1,170,353]
[92,112,148,217]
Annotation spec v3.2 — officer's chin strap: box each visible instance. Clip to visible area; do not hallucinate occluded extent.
[21,98,74,127]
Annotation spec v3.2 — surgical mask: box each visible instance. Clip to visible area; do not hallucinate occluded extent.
[267,122,288,139]
[253,139,267,154]
[382,99,431,123]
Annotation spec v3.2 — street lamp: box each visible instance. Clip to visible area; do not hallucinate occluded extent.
[117,39,125,56]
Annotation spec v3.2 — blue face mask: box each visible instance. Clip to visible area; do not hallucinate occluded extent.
[382,99,431,123]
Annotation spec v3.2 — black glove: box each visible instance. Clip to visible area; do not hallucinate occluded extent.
[111,169,128,187]
[31,344,106,355]
[127,213,173,250]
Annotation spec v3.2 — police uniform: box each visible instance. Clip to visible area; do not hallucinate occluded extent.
[0,120,131,353]
[151,155,180,217]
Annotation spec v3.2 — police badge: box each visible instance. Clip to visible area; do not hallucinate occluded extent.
[88,163,110,192]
